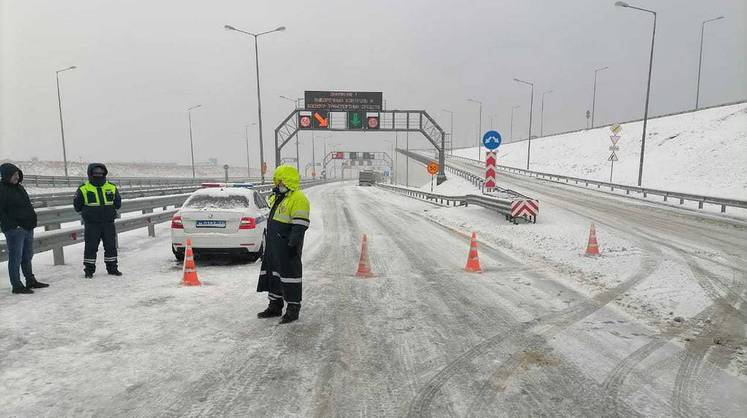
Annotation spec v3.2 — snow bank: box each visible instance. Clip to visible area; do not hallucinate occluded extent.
[454,103,747,199]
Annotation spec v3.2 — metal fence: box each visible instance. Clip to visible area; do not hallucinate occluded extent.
[0,179,336,264]
[22,174,260,188]
[375,183,527,223]
[448,154,747,213]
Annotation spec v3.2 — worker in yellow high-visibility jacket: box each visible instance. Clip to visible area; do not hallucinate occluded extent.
[257,165,310,324]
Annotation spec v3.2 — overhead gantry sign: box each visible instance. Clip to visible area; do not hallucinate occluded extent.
[274,90,447,184]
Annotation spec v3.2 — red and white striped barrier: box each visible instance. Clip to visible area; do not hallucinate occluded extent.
[511,199,539,222]
[485,151,496,191]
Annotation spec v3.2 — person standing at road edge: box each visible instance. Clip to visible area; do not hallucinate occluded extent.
[0,163,49,294]
[257,164,310,324]
[73,163,123,278]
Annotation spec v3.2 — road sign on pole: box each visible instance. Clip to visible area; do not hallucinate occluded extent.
[608,152,618,162]
[485,151,497,191]
[482,130,502,150]
[610,123,622,135]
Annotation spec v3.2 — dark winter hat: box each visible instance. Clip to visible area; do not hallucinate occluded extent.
[87,163,108,179]
[0,163,22,184]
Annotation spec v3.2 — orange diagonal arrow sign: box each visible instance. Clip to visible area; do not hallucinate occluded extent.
[314,112,328,127]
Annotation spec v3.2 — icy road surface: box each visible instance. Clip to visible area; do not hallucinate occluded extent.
[1,181,745,417]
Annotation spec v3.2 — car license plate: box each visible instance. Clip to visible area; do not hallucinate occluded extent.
[195,220,226,228]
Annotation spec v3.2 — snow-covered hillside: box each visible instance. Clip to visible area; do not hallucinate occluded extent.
[454,103,747,199]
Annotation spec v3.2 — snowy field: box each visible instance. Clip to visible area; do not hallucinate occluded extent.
[1,181,745,416]
[0,160,250,179]
[454,102,747,199]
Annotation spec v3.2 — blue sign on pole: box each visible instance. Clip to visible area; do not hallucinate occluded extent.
[482,130,502,150]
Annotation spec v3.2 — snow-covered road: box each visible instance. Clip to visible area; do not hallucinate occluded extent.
[1,180,745,417]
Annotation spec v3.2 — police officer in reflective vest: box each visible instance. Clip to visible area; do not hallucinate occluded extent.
[73,163,122,278]
[257,165,310,324]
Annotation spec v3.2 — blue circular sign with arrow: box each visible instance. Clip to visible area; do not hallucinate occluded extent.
[482,130,502,150]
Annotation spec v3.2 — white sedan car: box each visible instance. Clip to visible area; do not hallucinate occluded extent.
[171,184,268,262]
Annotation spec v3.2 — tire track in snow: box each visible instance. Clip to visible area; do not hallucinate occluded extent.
[362,187,660,417]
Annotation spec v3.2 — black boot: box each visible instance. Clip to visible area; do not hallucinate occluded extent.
[279,304,300,324]
[106,264,123,276]
[26,276,49,289]
[84,269,94,279]
[12,286,33,294]
[257,299,283,318]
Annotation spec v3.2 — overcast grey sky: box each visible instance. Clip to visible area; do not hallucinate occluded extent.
[1,0,745,170]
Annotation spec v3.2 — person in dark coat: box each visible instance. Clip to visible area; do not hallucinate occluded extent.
[73,163,122,278]
[256,165,310,324]
[0,163,49,294]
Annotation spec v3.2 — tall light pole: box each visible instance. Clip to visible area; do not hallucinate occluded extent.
[540,90,553,137]
[55,66,76,179]
[279,95,301,172]
[467,99,482,160]
[225,24,286,184]
[695,16,724,109]
[244,122,257,179]
[591,66,608,128]
[510,105,520,141]
[514,78,535,170]
[615,1,656,186]
[441,109,454,155]
[187,104,203,178]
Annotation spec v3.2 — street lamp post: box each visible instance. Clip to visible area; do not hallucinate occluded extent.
[442,109,454,155]
[696,16,724,109]
[510,105,520,141]
[615,1,656,186]
[55,66,76,180]
[540,90,553,137]
[245,122,257,179]
[514,78,535,170]
[467,99,482,160]
[225,24,286,183]
[279,95,301,172]
[591,66,608,128]
[187,104,203,178]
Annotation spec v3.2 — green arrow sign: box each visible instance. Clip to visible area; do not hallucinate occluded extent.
[348,111,363,129]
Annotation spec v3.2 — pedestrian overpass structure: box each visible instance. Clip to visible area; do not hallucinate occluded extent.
[275,110,447,184]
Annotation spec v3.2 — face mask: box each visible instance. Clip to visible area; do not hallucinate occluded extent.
[91,174,106,185]
[273,185,288,194]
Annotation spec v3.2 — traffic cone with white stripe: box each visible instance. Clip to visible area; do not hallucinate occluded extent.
[585,224,601,256]
[464,232,482,273]
[181,239,202,286]
[355,234,374,278]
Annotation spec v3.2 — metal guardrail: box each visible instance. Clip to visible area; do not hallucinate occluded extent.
[447,154,747,213]
[375,183,527,223]
[0,178,337,264]
[22,174,260,188]
[29,185,207,208]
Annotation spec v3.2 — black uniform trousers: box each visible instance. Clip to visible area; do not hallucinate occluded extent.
[83,222,117,272]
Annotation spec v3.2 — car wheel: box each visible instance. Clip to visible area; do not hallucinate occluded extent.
[173,247,185,262]
[245,232,265,264]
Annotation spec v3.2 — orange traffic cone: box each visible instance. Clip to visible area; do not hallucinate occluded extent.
[464,232,482,273]
[181,239,202,286]
[355,234,374,278]
[585,223,601,256]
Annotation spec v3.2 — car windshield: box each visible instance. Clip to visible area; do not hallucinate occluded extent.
[183,194,251,210]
